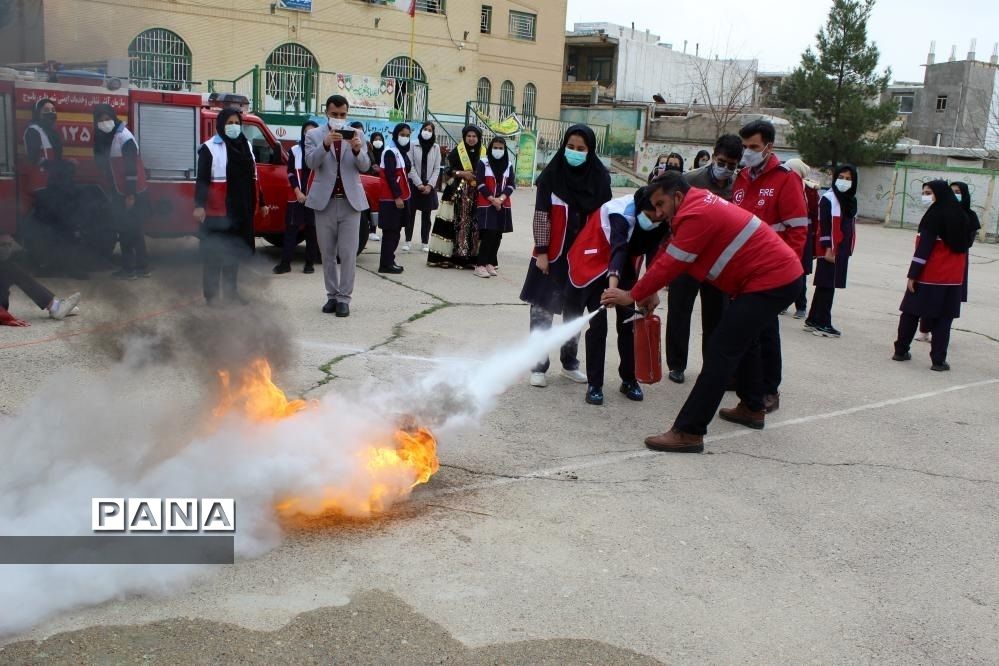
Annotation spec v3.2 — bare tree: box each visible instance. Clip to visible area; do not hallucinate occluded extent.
[689,55,759,139]
[964,86,999,157]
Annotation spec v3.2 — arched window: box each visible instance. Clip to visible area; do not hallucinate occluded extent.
[522,82,537,118]
[499,80,515,116]
[381,56,428,119]
[128,29,192,91]
[265,43,318,113]
[476,77,492,107]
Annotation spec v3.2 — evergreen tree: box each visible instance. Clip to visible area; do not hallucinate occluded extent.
[781,0,900,166]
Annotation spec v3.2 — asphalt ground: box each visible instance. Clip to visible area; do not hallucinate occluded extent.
[1,188,998,664]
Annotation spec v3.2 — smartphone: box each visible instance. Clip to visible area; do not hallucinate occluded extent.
[338,128,356,140]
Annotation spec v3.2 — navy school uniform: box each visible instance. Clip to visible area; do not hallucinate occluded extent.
[281,143,319,266]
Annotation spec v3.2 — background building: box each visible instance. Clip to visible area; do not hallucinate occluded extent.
[0,0,567,130]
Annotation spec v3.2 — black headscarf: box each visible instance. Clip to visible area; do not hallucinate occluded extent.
[535,124,611,215]
[391,123,412,173]
[31,97,63,158]
[692,150,711,170]
[91,103,120,158]
[450,124,483,172]
[831,164,858,219]
[216,108,257,233]
[921,179,970,253]
[370,131,385,164]
[418,122,435,181]
[951,181,982,242]
[486,137,509,193]
[299,120,318,150]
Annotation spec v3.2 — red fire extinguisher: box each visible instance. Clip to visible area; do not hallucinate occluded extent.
[633,312,663,384]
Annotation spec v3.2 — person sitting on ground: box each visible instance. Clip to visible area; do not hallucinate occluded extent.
[0,235,81,326]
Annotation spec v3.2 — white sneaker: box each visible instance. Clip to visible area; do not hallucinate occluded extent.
[560,367,587,384]
[402,243,411,252]
[485,264,498,277]
[473,266,490,278]
[49,292,81,320]
[369,233,381,242]
[529,372,547,388]
[422,244,430,253]
[67,305,80,317]
[915,332,931,343]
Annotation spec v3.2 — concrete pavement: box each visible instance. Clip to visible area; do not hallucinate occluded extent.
[1,188,998,663]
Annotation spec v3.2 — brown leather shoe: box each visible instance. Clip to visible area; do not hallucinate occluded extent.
[764,392,780,414]
[644,429,704,453]
[718,403,765,430]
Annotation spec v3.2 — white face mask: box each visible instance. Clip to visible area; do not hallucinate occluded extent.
[491,148,505,159]
[224,124,242,140]
[328,118,346,131]
[741,146,767,169]
[397,136,410,147]
[97,120,115,134]
[953,193,962,203]
[834,178,852,193]
[372,139,384,149]
[921,194,934,207]
[420,130,433,141]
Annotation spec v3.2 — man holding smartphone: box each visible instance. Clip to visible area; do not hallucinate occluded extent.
[304,95,371,317]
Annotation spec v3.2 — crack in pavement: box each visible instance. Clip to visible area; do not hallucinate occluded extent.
[438,462,654,486]
[953,327,999,344]
[711,450,999,485]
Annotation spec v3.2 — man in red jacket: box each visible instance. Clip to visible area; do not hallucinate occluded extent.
[601,172,803,452]
[730,120,808,413]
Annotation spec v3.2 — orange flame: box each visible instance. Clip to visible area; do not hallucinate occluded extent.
[214,358,439,518]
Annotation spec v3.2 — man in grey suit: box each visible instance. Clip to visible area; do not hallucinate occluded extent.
[305,95,371,317]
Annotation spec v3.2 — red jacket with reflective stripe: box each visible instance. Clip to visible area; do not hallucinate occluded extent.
[732,154,808,258]
[631,188,803,302]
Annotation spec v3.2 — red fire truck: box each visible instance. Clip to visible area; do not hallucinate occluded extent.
[0,69,379,259]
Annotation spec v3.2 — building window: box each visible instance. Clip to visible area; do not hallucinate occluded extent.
[936,95,948,111]
[476,77,492,106]
[522,82,537,118]
[265,43,318,112]
[499,80,515,115]
[381,56,427,117]
[508,10,536,41]
[415,0,445,14]
[480,5,492,34]
[128,28,192,91]
[588,57,613,82]
[894,94,914,114]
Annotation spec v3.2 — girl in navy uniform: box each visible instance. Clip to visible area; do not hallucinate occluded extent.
[273,120,320,275]
[473,136,514,278]
[93,103,150,279]
[566,187,667,405]
[520,124,612,388]
[892,180,973,370]
[193,109,270,304]
[805,164,857,337]
[377,123,412,273]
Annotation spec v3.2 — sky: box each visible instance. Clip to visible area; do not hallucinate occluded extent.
[564,0,999,82]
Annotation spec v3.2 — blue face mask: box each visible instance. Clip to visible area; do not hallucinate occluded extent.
[224,124,242,140]
[564,148,587,168]
[637,212,660,231]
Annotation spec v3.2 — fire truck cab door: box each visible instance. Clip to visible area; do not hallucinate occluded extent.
[239,119,286,236]
[0,83,15,234]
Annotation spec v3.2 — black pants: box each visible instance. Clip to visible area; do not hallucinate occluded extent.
[578,284,635,388]
[280,202,319,266]
[406,206,433,244]
[673,279,798,436]
[896,313,953,365]
[794,275,808,311]
[0,259,53,310]
[807,286,835,327]
[530,304,580,373]
[115,197,149,272]
[477,229,502,267]
[759,316,782,396]
[665,274,726,372]
[200,223,243,302]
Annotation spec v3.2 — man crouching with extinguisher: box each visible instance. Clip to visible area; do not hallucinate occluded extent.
[565,186,668,406]
[601,171,802,453]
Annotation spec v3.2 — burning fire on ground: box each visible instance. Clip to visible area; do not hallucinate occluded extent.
[214,359,440,518]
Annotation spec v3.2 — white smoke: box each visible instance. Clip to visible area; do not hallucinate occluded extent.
[0,311,598,635]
